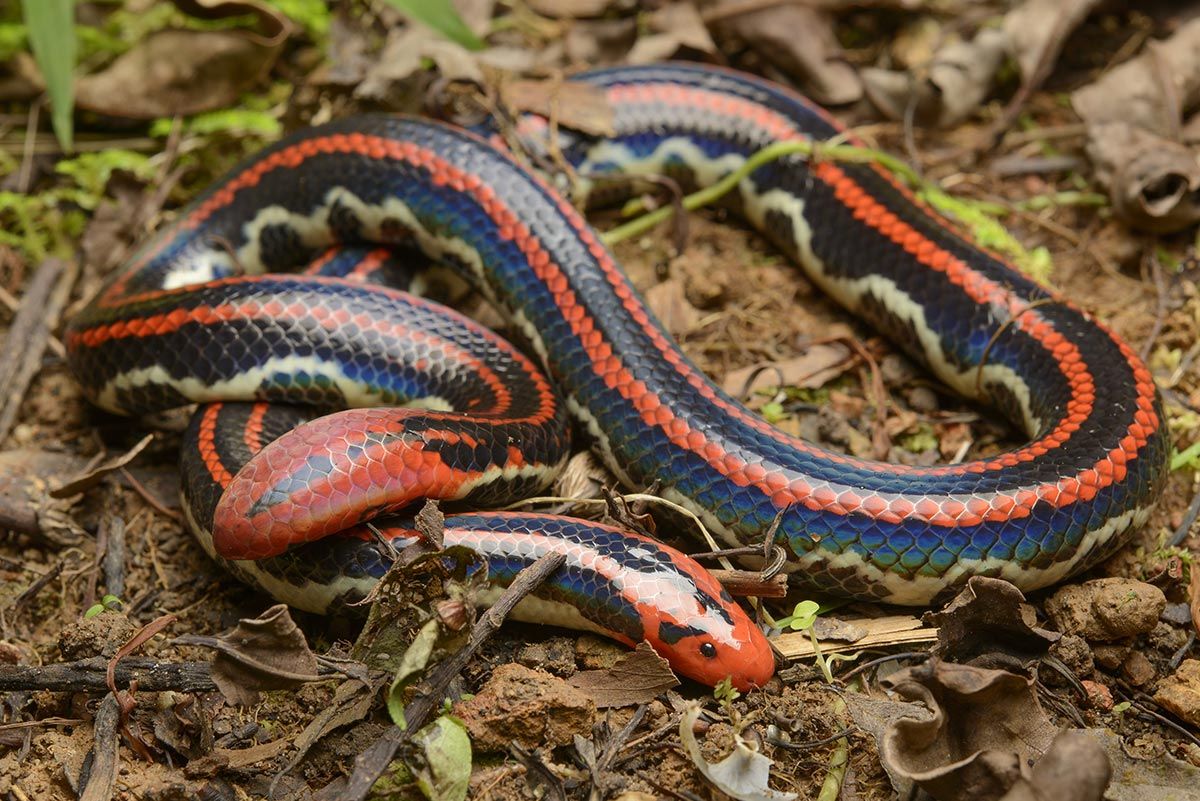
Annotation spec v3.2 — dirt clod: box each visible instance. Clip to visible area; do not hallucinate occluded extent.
[57,610,141,660]
[1153,659,1200,728]
[1050,634,1094,680]
[453,663,596,752]
[1044,578,1166,642]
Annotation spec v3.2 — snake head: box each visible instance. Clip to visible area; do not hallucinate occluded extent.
[637,551,776,691]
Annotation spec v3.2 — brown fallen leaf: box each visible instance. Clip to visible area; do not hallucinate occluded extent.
[626,2,717,65]
[996,730,1110,801]
[75,0,291,119]
[1083,122,1200,233]
[503,79,617,137]
[710,3,860,106]
[1070,17,1200,232]
[722,342,854,401]
[922,577,1058,668]
[356,24,483,101]
[862,28,1010,128]
[1002,0,1102,86]
[50,433,154,499]
[568,641,679,708]
[644,278,702,338]
[176,605,321,706]
[878,660,1060,801]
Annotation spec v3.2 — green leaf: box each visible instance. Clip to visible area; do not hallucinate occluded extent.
[410,716,472,801]
[1171,440,1200,472]
[381,0,485,51]
[386,618,441,729]
[781,599,820,631]
[22,0,76,152]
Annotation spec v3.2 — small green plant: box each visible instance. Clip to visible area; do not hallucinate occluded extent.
[777,599,834,683]
[713,675,741,707]
[83,594,122,619]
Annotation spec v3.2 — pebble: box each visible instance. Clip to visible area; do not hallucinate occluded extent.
[1121,651,1157,687]
[1154,659,1200,727]
[1081,680,1113,711]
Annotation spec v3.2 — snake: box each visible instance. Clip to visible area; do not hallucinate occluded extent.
[65,64,1170,690]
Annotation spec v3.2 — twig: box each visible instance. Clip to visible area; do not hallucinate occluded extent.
[78,695,120,801]
[707,569,788,598]
[0,258,77,441]
[0,657,219,693]
[1169,480,1200,548]
[336,551,568,801]
[102,516,126,600]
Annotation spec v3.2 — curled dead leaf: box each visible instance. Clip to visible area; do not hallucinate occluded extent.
[862,28,1010,128]
[75,0,291,118]
[710,3,860,106]
[878,660,1064,801]
[679,704,797,801]
[923,577,1058,668]
[1084,122,1200,233]
[177,605,320,706]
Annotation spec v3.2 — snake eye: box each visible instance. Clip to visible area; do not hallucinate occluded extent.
[699,642,718,659]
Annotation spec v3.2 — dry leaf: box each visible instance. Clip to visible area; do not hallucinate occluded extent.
[879,660,1059,801]
[711,4,860,105]
[1002,0,1102,83]
[568,641,679,708]
[50,433,154,499]
[644,278,702,337]
[75,0,291,118]
[356,26,482,101]
[862,28,1010,127]
[627,2,717,64]
[1072,17,1200,138]
[1083,122,1200,233]
[503,79,616,137]
[679,705,797,801]
[722,343,853,400]
[178,605,320,706]
[922,577,1058,668]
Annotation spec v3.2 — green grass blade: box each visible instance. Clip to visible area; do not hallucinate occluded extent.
[22,0,76,152]
[381,0,485,51]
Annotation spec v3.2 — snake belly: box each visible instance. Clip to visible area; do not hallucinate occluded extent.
[66,64,1169,642]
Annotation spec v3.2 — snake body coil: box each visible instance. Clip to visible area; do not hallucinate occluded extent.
[66,65,1169,688]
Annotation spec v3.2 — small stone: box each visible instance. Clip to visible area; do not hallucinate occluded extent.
[905,386,939,413]
[1121,651,1157,687]
[1161,602,1194,627]
[1044,578,1166,641]
[453,664,595,752]
[1080,680,1113,711]
[1149,621,1188,654]
[1092,643,1130,670]
[1154,659,1200,727]
[1050,634,1094,679]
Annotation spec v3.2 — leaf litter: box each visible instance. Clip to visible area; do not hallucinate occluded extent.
[2,2,1200,800]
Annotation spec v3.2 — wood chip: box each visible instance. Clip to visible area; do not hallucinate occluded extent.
[771,615,935,660]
